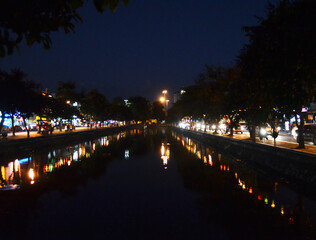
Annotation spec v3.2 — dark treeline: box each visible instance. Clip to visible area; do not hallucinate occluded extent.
[0,70,166,136]
[168,0,316,148]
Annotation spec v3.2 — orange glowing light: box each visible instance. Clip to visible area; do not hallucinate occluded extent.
[271,200,275,208]
[280,207,285,215]
[249,187,253,194]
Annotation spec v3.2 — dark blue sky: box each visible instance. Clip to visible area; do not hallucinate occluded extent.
[0,0,277,102]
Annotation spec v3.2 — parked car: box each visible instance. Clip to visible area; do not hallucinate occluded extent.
[233,122,247,134]
[254,123,272,140]
[257,123,272,135]
[37,122,53,135]
[296,124,316,145]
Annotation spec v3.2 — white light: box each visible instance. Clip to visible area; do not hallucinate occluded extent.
[125,150,129,159]
[219,124,226,130]
[73,150,78,161]
[28,168,34,180]
[260,128,267,135]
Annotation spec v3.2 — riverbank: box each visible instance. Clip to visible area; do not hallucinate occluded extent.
[172,127,316,190]
[0,125,139,162]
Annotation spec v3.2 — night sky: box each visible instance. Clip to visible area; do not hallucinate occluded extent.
[0,0,276,102]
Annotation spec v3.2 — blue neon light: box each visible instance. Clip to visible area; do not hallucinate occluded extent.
[19,158,30,164]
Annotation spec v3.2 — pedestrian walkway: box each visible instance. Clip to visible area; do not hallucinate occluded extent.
[229,133,316,155]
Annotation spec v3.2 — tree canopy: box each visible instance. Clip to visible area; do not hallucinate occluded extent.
[128,96,152,122]
[0,69,42,133]
[238,0,316,147]
[0,0,129,57]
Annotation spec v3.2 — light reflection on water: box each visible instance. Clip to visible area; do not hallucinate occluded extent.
[0,134,116,190]
[0,128,315,239]
[171,131,316,231]
[161,142,170,169]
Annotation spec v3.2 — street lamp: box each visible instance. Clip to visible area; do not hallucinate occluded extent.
[161,90,168,110]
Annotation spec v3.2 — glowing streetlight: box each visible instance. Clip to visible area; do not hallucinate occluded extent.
[161,90,168,110]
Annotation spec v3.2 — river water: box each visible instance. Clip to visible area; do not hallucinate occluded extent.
[0,128,315,239]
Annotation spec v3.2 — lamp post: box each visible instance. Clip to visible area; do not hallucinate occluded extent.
[162,90,168,110]
[160,90,169,120]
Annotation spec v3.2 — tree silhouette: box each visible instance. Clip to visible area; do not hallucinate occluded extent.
[239,0,316,147]
[81,88,110,122]
[128,96,152,122]
[0,0,129,57]
[0,69,41,136]
[152,101,165,122]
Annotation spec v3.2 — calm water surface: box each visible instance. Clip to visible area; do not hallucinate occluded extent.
[0,128,315,239]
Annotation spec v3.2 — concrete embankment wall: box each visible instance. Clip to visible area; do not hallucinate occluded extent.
[0,126,135,162]
[172,127,316,188]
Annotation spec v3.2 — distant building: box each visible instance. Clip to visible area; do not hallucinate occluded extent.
[173,89,186,103]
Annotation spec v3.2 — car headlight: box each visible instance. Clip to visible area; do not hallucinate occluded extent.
[260,128,267,135]
[219,124,226,129]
